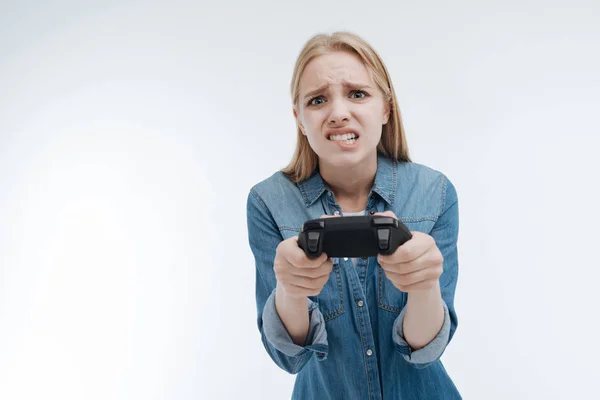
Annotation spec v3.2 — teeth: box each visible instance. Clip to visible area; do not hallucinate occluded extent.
[329,133,357,141]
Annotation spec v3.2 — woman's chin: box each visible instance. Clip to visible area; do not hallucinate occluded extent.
[319,150,373,168]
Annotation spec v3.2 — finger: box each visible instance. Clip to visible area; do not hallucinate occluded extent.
[378,232,434,264]
[373,210,397,219]
[384,265,442,286]
[292,251,329,269]
[287,237,328,268]
[378,240,422,264]
[290,259,333,278]
[380,247,443,274]
[380,260,425,275]
[286,274,329,290]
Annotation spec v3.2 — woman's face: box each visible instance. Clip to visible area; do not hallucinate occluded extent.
[294,51,390,168]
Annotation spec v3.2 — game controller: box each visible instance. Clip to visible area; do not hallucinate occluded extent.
[297,215,413,259]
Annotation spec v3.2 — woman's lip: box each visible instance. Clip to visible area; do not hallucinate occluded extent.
[330,136,360,148]
[326,134,360,140]
[326,128,358,136]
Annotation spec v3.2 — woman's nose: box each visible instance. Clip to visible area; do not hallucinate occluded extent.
[328,98,350,125]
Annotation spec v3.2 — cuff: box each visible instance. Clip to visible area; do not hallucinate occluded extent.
[262,289,329,361]
[393,300,451,365]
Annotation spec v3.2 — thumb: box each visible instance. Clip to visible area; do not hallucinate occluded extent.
[373,210,398,219]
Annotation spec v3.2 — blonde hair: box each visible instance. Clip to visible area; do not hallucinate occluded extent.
[281,31,411,183]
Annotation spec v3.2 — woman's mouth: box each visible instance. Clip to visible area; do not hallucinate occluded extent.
[328,132,359,145]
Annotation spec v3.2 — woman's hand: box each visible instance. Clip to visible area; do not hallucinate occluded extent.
[274,215,338,299]
[375,211,444,293]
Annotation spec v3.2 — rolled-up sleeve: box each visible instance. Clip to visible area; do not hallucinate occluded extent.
[392,300,451,365]
[262,288,329,359]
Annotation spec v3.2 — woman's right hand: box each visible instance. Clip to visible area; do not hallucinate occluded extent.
[274,215,337,299]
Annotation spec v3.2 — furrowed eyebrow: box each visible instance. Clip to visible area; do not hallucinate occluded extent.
[303,81,372,100]
[303,83,328,100]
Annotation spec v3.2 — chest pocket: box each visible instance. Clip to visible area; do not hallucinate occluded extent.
[377,218,436,313]
[280,228,345,322]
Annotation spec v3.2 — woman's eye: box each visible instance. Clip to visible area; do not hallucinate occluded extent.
[309,96,325,106]
[352,90,368,99]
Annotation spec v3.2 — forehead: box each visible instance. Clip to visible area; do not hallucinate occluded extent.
[299,51,373,91]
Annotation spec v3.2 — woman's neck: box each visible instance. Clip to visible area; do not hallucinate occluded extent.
[319,153,377,210]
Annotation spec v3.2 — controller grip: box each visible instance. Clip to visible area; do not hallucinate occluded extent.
[297,231,323,259]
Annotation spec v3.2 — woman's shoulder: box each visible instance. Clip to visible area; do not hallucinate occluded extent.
[247,170,300,206]
[246,170,310,226]
[394,161,458,218]
[249,170,293,192]
[398,160,449,181]
[397,161,456,193]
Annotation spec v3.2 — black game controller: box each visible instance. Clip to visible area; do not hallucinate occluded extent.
[297,215,412,259]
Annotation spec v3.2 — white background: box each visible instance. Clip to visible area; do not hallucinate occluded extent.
[1,1,599,399]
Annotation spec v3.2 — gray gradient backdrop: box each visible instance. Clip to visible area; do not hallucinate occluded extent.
[1,1,599,399]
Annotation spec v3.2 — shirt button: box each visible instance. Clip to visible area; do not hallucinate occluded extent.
[362,256,368,260]
[357,300,364,307]
[369,210,375,215]
[343,257,348,261]
[366,349,373,356]
[333,210,340,216]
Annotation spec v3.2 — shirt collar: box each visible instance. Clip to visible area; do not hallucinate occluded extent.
[297,152,397,207]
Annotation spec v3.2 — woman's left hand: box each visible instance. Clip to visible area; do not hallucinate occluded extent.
[375,211,444,293]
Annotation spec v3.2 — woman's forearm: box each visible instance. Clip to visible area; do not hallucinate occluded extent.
[275,283,310,346]
[402,281,445,350]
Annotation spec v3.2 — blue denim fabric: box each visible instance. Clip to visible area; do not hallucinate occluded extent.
[246,153,461,399]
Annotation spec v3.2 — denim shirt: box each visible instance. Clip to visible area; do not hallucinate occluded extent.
[246,153,461,400]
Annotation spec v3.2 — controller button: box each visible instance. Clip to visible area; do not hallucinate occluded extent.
[372,217,394,226]
[377,228,390,250]
[303,220,325,230]
[308,232,320,252]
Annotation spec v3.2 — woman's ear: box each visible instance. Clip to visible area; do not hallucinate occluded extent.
[293,107,306,135]
[383,102,391,125]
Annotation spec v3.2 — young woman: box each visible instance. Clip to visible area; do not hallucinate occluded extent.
[247,31,461,399]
